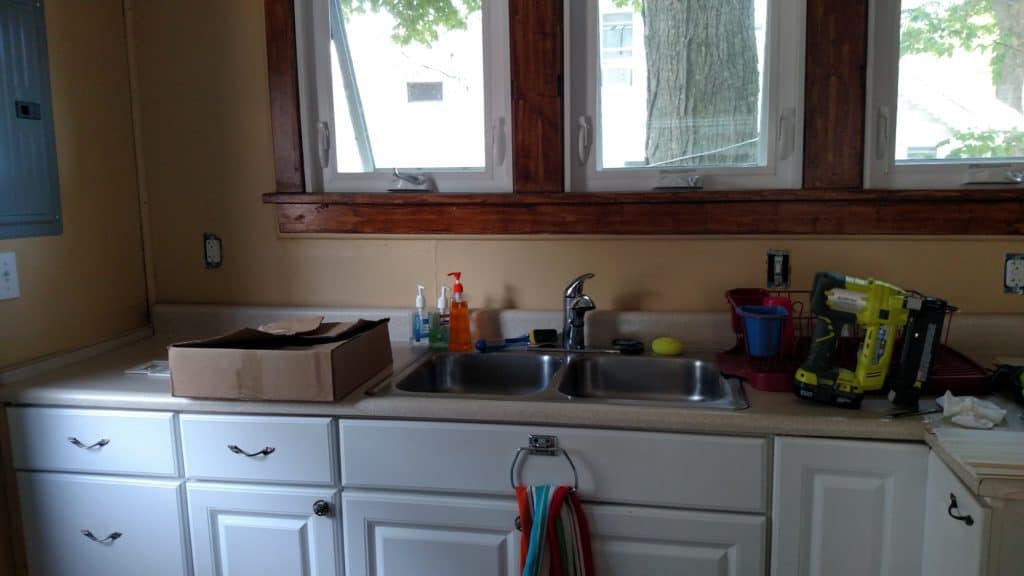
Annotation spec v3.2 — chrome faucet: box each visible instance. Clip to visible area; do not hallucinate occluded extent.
[563,273,596,349]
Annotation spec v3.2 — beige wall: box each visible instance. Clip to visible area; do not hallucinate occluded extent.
[132,0,1024,317]
[0,0,148,369]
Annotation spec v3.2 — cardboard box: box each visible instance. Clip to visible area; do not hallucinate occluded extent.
[169,319,392,402]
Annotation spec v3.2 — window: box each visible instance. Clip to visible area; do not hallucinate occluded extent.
[865,0,1024,188]
[0,0,61,239]
[567,0,806,191]
[295,0,512,192]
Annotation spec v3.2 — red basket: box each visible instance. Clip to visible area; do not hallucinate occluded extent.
[716,288,989,395]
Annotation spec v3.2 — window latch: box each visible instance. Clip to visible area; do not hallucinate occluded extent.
[318,121,331,169]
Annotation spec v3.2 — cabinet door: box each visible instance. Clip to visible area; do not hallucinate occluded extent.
[343,491,519,576]
[187,482,339,576]
[772,436,928,576]
[17,472,189,576]
[922,452,989,576]
[588,504,765,576]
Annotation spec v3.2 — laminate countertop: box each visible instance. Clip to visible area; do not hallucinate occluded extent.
[3,336,1022,499]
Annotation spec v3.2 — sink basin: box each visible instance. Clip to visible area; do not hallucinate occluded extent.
[395,352,562,396]
[557,355,748,409]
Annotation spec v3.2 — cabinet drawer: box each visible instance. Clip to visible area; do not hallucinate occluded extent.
[180,414,335,484]
[7,407,178,476]
[339,420,767,513]
[18,472,189,576]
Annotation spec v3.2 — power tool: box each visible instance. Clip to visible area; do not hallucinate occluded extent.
[795,272,909,408]
[887,296,951,408]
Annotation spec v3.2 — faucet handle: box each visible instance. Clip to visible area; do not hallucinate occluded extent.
[565,273,595,298]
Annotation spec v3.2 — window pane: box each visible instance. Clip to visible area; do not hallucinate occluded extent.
[896,0,1024,163]
[330,1,486,172]
[597,0,768,170]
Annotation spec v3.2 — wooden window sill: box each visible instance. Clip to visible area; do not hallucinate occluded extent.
[263,189,1024,235]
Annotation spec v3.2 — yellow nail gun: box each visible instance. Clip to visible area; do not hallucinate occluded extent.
[794,272,910,408]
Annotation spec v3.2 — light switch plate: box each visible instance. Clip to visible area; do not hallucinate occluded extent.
[1006,253,1024,295]
[0,252,20,300]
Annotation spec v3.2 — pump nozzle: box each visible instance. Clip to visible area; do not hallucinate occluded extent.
[415,284,425,310]
[437,285,449,311]
[447,272,464,303]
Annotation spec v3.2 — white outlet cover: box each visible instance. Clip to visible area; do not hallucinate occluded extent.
[1006,253,1024,295]
[0,252,20,300]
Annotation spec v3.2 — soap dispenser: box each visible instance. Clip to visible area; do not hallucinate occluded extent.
[411,284,429,343]
[447,272,472,352]
[429,285,450,349]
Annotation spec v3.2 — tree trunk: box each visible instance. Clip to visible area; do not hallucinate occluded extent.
[643,0,759,166]
[991,0,1024,113]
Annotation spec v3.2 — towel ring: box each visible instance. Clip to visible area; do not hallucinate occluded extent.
[509,434,580,492]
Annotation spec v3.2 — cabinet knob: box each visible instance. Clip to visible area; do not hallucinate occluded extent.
[947,493,974,526]
[312,499,330,517]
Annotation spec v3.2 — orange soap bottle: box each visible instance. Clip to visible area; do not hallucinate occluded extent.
[447,272,472,352]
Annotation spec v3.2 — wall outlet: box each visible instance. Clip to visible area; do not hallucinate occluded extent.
[1006,253,1024,295]
[767,249,790,289]
[203,233,222,269]
[0,252,20,300]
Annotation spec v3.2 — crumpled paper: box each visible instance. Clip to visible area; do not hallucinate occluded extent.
[941,390,1007,429]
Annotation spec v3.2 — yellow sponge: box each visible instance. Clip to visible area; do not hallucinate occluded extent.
[651,336,684,356]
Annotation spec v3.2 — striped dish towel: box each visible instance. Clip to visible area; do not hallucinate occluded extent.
[516,484,595,576]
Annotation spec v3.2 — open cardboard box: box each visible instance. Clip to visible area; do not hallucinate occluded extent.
[168,318,392,402]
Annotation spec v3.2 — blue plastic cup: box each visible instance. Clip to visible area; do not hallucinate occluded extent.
[737,305,789,357]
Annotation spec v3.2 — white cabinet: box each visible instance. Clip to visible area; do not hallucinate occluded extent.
[587,504,765,576]
[771,436,929,576]
[343,491,519,576]
[342,490,767,576]
[922,451,989,576]
[17,472,189,576]
[187,482,340,576]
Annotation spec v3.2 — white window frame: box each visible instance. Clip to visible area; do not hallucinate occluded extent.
[865,0,1024,189]
[565,0,806,192]
[294,0,513,193]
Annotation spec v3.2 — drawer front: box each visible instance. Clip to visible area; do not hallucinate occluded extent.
[7,407,178,476]
[339,420,767,513]
[18,472,189,576]
[180,414,335,484]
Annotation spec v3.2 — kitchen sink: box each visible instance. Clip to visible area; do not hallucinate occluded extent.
[377,350,748,410]
[557,355,748,409]
[394,352,562,396]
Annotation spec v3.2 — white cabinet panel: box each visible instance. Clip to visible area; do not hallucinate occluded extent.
[343,490,765,576]
[187,482,339,576]
[17,472,189,576]
[772,436,928,576]
[343,491,518,576]
[588,504,765,576]
[922,452,989,576]
[8,407,177,476]
[180,414,334,484]
[339,420,767,512]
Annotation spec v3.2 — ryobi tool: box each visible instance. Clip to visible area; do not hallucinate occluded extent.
[795,272,910,408]
[887,296,951,408]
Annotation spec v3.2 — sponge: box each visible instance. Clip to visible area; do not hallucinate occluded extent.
[651,336,684,356]
[529,329,559,346]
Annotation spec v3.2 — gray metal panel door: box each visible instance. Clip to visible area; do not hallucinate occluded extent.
[0,0,61,238]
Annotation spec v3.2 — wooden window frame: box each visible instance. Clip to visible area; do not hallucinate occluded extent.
[262,0,1024,235]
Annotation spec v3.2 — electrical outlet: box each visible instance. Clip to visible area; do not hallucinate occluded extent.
[0,252,21,300]
[203,233,222,269]
[767,249,790,289]
[1006,253,1024,295]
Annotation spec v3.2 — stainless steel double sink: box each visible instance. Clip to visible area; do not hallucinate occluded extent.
[373,351,749,410]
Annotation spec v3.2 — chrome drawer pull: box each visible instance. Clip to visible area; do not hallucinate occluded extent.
[227,444,276,458]
[81,529,122,543]
[947,493,974,526]
[67,437,110,450]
